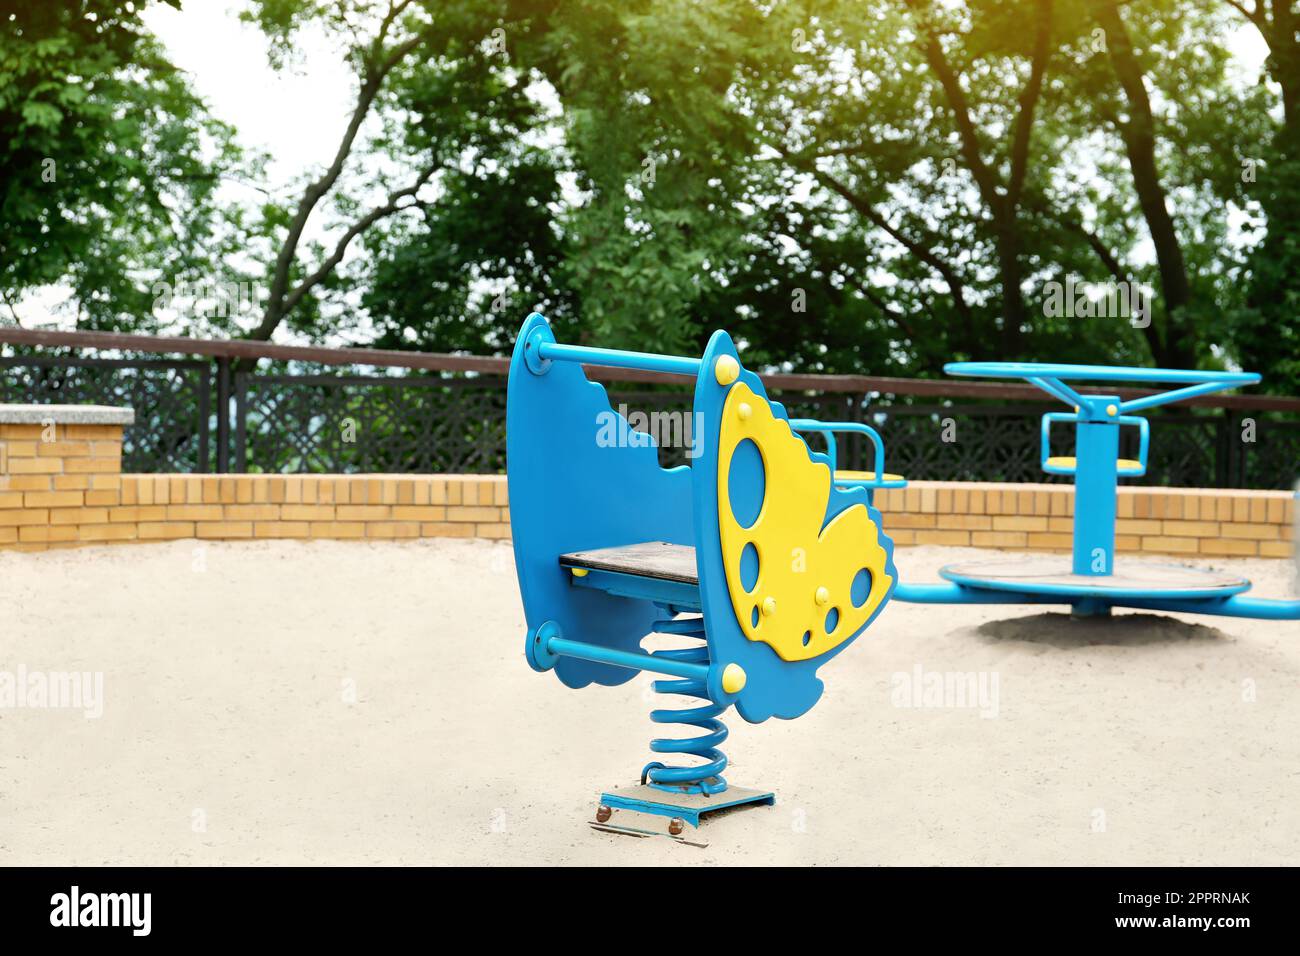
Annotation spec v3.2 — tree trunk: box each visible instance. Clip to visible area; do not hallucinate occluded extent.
[1095,2,1196,368]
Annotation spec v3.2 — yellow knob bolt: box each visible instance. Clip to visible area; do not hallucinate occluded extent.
[815,586,830,606]
[1106,403,1118,417]
[762,596,777,617]
[715,355,740,385]
[571,568,589,577]
[721,663,747,695]
[737,401,752,420]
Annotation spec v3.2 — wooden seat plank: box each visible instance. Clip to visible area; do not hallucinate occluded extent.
[560,541,699,585]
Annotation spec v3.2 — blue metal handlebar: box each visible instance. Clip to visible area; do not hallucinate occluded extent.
[1040,412,1150,477]
[788,419,907,489]
[945,361,1260,413]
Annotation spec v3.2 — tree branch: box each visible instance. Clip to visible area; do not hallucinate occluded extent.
[277,160,443,318]
[1007,0,1054,210]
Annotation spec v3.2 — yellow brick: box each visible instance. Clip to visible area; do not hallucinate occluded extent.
[85,490,121,506]
[972,531,1027,548]
[121,479,139,505]
[5,457,61,474]
[317,480,335,505]
[429,480,447,505]
[447,481,463,506]
[79,523,137,542]
[52,474,90,490]
[919,487,937,513]
[1221,522,1280,540]
[219,477,237,504]
[50,507,108,525]
[882,513,936,529]
[337,504,389,520]
[1026,532,1073,550]
[152,475,169,504]
[268,477,286,504]
[938,514,991,531]
[62,457,119,474]
[36,440,91,458]
[301,477,319,505]
[0,526,17,544]
[280,505,335,521]
[1115,535,1141,551]
[62,424,122,440]
[170,476,186,503]
[111,505,166,523]
[2,440,38,457]
[1116,494,1135,518]
[1140,535,1198,554]
[202,477,219,502]
[138,522,195,540]
[476,522,513,540]
[381,479,399,505]
[991,515,1048,532]
[914,529,969,546]
[420,521,475,538]
[91,474,120,490]
[1249,497,1267,523]
[492,480,510,507]
[18,524,77,543]
[1047,517,1073,532]
[24,490,83,508]
[3,474,52,491]
[1161,520,1219,538]
[1266,497,1285,524]
[391,505,447,521]
[309,521,366,539]
[367,521,421,539]
[235,476,253,504]
[223,504,282,521]
[968,489,985,515]
[0,490,23,508]
[254,521,310,539]
[331,478,351,505]
[1198,538,1258,557]
[167,504,224,521]
[0,424,44,439]
[448,505,500,522]
[936,487,953,514]
[1259,541,1293,558]
[1116,519,1162,535]
[285,475,303,505]
[252,477,270,504]
[196,521,253,539]
[888,529,916,546]
[0,508,49,526]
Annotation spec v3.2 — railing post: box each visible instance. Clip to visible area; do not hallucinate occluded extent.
[215,357,231,473]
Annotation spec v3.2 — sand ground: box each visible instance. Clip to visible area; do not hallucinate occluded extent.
[1,537,1297,866]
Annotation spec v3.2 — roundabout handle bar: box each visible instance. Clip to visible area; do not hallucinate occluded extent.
[788,419,903,487]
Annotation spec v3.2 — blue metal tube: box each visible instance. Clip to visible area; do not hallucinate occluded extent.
[893,583,1063,604]
[537,341,702,377]
[1028,376,1087,409]
[1119,379,1250,413]
[1114,595,1300,620]
[546,635,711,680]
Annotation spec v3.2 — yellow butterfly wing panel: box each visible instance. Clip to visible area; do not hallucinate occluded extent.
[717,382,894,663]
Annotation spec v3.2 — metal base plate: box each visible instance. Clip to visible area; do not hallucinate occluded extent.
[591,784,776,846]
[940,556,1250,600]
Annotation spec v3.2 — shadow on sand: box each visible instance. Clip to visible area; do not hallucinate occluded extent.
[972,612,1228,649]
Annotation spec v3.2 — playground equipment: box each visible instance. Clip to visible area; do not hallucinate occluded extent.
[507,313,897,843]
[892,362,1300,621]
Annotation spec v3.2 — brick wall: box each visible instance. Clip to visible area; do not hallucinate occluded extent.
[0,418,1293,558]
[872,481,1295,559]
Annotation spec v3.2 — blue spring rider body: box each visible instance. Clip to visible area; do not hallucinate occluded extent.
[507,313,899,840]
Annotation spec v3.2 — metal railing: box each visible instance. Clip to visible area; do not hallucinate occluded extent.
[1,328,1297,488]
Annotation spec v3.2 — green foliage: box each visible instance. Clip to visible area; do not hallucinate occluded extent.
[0,0,248,331]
